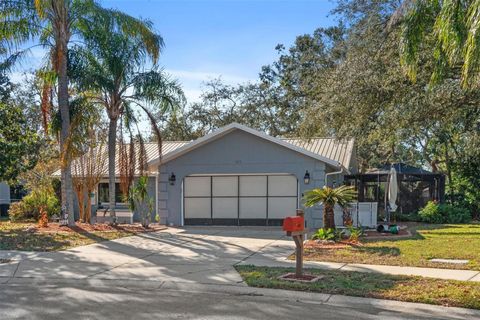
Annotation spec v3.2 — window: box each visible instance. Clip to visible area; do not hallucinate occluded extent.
[10,185,28,202]
[98,183,124,204]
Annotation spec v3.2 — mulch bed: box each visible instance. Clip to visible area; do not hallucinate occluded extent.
[29,223,167,234]
[304,240,360,249]
[364,228,412,239]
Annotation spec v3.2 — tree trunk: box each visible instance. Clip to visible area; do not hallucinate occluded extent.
[55,6,74,227]
[444,143,454,204]
[74,185,85,222]
[108,118,118,222]
[323,204,335,229]
[85,190,91,224]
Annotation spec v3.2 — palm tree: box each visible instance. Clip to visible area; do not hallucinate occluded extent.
[394,0,480,88]
[1,0,166,225]
[303,185,356,229]
[69,15,184,220]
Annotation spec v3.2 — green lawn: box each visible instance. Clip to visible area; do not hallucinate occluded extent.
[300,224,480,270]
[236,265,480,309]
[0,222,135,251]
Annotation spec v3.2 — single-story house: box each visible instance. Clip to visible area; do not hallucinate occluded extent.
[76,123,357,228]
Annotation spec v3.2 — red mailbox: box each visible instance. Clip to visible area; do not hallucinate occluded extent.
[283,216,304,232]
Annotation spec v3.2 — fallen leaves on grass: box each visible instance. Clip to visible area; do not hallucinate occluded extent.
[236,265,480,310]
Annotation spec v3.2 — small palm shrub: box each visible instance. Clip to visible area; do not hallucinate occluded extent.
[347,225,364,243]
[418,201,470,224]
[303,185,356,229]
[128,176,154,228]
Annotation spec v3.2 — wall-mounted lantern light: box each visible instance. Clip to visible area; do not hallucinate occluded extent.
[168,172,176,186]
[304,170,310,185]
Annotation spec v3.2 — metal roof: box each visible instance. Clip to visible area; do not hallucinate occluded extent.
[281,138,355,170]
[364,163,439,175]
[61,125,355,177]
[149,123,349,169]
[55,141,189,176]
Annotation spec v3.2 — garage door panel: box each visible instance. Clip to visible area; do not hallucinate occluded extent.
[184,174,298,225]
[268,197,297,219]
[184,198,211,219]
[268,175,297,196]
[239,198,267,219]
[212,176,238,196]
[212,197,238,218]
[184,177,211,197]
[239,176,267,196]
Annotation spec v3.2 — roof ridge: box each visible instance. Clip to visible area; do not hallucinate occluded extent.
[281,137,353,141]
[133,141,190,144]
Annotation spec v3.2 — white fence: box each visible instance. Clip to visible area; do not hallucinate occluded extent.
[334,202,378,228]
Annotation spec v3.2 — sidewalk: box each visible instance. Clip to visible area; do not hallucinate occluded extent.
[239,239,480,282]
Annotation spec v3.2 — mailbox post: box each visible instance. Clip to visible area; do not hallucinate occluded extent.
[283,209,307,277]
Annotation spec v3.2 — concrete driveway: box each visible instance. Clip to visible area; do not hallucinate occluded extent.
[0,227,294,285]
[2,227,480,319]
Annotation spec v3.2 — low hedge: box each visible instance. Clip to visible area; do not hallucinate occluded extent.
[418,201,471,224]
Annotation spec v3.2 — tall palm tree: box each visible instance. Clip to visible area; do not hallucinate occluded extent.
[69,15,185,220]
[393,0,480,88]
[303,185,356,229]
[1,0,166,225]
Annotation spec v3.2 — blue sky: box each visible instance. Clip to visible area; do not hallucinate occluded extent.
[12,0,337,103]
[101,0,337,102]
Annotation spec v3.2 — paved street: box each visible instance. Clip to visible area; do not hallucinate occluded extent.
[0,227,479,319]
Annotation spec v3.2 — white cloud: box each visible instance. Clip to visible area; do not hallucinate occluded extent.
[166,69,252,84]
[166,69,256,103]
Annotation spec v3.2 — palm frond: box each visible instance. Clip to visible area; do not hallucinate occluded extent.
[131,69,186,113]
[463,0,480,87]
[303,185,357,208]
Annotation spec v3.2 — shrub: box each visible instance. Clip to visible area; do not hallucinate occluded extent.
[347,225,364,243]
[418,201,444,224]
[445,206,471,224]
[396,212,421,222]
[418,201,471,224]
[8,189,60,222]
[312,228,343,241]
[8,202,27,222]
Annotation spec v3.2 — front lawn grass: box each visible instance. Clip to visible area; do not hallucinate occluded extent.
[301,223,480,270]
[236,265,480,310]
[0,221,135,251]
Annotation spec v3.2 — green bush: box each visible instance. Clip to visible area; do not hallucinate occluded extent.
[8,189,60,221]
[8,202,27,222]
[312,228,344,241]
[396,212,421,222]
[418,201,471,224]
[346,225,364,242]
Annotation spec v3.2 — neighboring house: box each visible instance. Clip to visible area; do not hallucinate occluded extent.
[70,123,357,228]
[0,182,10,217]
[0,183,27,217]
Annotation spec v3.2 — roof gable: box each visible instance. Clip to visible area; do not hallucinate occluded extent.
[148,123,344,169]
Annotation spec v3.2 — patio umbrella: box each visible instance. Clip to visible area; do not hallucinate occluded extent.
[387,166,398,222]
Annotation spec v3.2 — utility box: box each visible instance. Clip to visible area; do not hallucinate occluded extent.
[282,216,304,232]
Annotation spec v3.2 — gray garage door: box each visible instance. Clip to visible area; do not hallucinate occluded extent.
[184,174,298,226]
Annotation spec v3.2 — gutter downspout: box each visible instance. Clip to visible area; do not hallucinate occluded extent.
[325,167,345,187]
